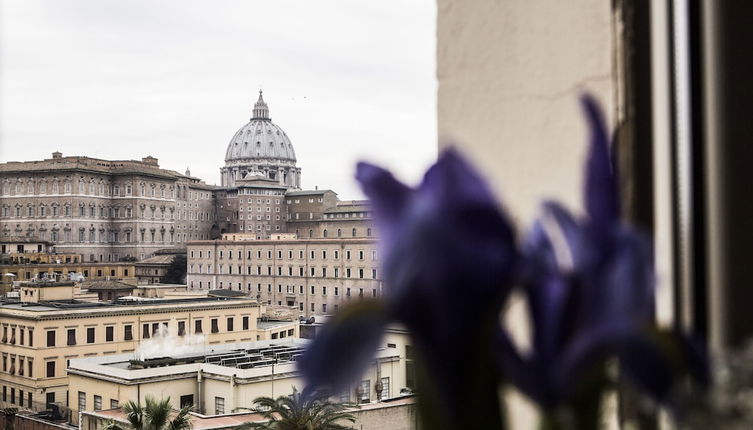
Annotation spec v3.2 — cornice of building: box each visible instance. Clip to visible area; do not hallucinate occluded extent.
[0,298,259,321]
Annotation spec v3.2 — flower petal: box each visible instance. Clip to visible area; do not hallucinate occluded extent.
[419,148,501,209]
[494,327,552,407]
[298,300,388,397]
[591,227,654,326]
[581,94,619,227]
[355,162,412,228]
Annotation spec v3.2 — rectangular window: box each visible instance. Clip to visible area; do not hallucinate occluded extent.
[211,319,219,333]
[195,320,203,334]
[87,327,95,344]
[227,317,234,332]
[46,330,55,347]
[215,397,225,415]
[242,316,249,330]
[360,380,370,402]
[67,329,76,346]
[46,361,55,377]
[124,325,133,341]
[78,391,86,412]
[180,395,193,409]
[142,324,150,339]
[178,321,186,336]
[379,377,390,400]
[111,399,119,409]
[105,326,114,342]
[94,395,102,411]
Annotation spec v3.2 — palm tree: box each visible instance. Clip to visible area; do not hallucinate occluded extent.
[238,388,355,430]
[102,396,192,430]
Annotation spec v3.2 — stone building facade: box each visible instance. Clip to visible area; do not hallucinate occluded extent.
[0,154,217,262]
[186,237,381,317]
[0,92,374,264]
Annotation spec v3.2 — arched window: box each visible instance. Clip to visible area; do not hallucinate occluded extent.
[367,228,372,237]
[337,229,342,237]
[323,229,328,238]
[309,229,313,238]
[352,228,357,237]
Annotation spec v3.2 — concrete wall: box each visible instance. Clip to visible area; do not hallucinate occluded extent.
[437,1,619,428]
[437,0,616,223]
[350,400,417,430]
[0,413,71,430]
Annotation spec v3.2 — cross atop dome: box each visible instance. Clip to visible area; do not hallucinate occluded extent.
[251,89,270,120]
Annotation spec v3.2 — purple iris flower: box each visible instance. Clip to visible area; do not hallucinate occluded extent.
[497,95,708,412]
[299,149,519,426]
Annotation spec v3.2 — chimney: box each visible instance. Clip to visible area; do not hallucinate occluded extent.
[52,151,62,159]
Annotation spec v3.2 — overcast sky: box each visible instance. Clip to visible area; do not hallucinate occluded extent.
[0,1,437,199]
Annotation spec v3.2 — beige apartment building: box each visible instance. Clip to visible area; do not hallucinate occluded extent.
[186,237,381,317]
[0,288,296,418]
[0,261,137,295]
[68,325,411,424]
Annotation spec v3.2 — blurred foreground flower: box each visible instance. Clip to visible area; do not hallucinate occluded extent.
[496,95,709,428]
[299,94,708,429]
[299,149,519,429]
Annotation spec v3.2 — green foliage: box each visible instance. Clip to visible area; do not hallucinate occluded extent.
[238,388,355,430]
[114,396,192,430]
[160,255,187,284]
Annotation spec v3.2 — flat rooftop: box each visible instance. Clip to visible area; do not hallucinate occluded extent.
[86,408,267,430]
[68,339,400,383]
[125,343,307,370]
[0,296,258,317]
[256,320,296,330]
